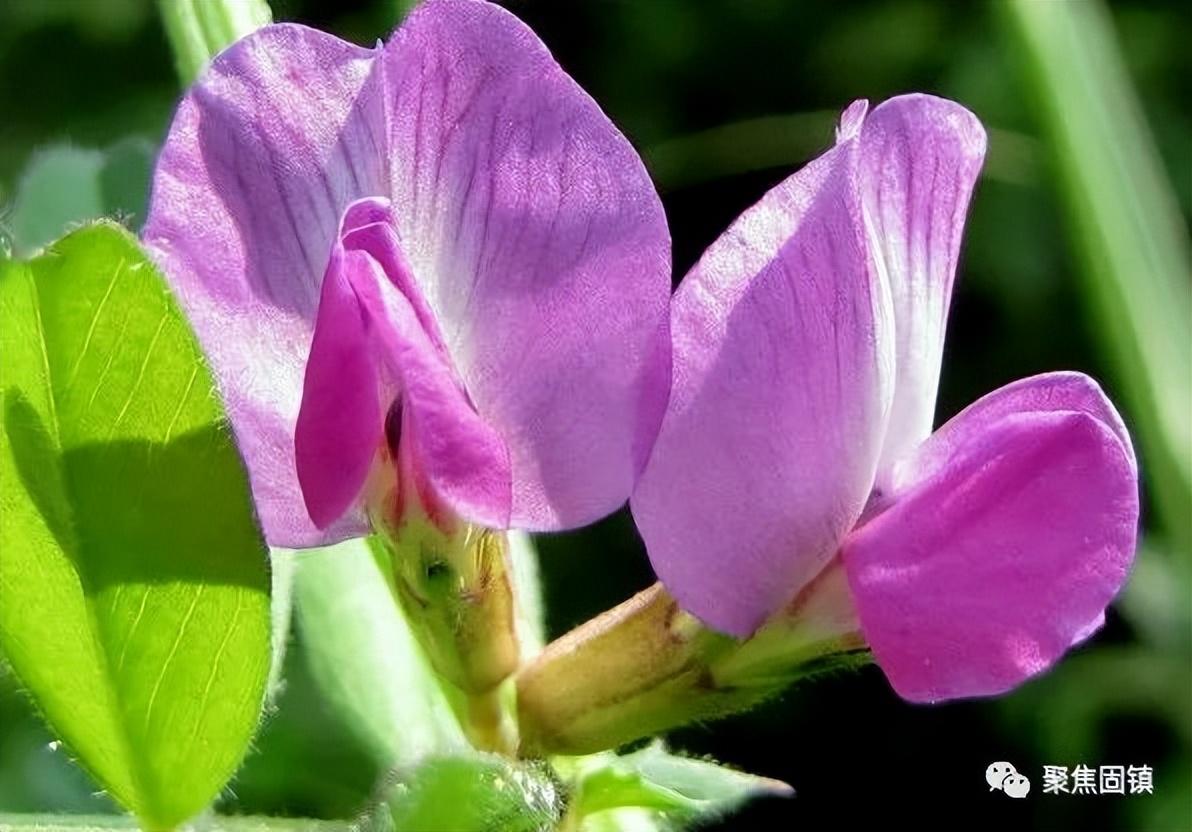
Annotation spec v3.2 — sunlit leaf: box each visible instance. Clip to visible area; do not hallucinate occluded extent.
[0,222,270,828]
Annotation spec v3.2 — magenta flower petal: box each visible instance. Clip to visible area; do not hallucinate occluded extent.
[344,222,513,530]
[143,24,383,546]
[857,95,986,472]
[632,120,894,637]
[899,371,1137,488]
[380,0,671,530]
[842,379,1139,702]
[294,238,384,530]
[296,196,511,531]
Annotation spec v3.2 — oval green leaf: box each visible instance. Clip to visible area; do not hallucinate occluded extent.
[563,741,792,830]
[0,222,271,828]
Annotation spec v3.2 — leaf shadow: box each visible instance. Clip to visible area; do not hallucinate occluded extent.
[5,389,268,592]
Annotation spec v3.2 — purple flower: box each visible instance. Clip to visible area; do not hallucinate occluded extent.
[144,0,670,546]
[631,96,1139,702]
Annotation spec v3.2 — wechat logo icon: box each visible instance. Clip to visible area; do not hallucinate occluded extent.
[987,761,1031,799]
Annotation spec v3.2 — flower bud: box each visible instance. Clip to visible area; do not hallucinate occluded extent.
[367,437,521,753]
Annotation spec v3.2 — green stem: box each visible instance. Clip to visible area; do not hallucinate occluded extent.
[463,682,518,756]
[156,0,273,85]
[1000,0,1192,556]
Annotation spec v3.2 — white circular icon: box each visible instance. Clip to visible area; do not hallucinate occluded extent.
[986,761,1030,798]
[1003,772,1031,799]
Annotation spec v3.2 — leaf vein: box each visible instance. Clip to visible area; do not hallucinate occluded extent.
[64,258,126,392]
[114,587,151,674]
[24,268,61,444]
[162,364,200,444]
[141,585,205,734]
[107,310,170,438]
[84,304,135,411]
[186,593,244,751]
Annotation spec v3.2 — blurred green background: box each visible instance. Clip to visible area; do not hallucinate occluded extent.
[1,0,1188,829]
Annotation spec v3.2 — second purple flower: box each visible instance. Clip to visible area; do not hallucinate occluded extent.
[632,95,1139,703]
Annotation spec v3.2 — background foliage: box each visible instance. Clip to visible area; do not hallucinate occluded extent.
[1,0,1188,829]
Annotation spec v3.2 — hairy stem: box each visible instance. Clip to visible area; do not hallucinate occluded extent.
[517,564,869,756]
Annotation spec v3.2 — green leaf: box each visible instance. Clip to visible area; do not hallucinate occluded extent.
[563,742,792,830]
[383,754,563,832]
[0,223,271,828]
[290,537,466,770]
[1001,0,1192,554]
[156,0,272,85]
[9,140,155,257]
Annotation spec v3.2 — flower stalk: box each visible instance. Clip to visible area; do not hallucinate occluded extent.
[516,563,869,756]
